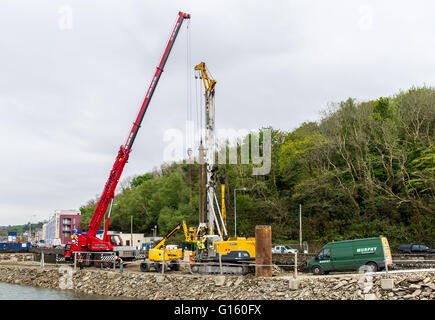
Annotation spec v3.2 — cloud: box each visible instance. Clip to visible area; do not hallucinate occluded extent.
[0,0,434,224]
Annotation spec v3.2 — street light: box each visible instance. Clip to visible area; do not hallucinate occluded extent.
[234,187,247,237]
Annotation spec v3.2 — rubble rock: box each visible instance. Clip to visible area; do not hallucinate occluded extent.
[0,264,433,300]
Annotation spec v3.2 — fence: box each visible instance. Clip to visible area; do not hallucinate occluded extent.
[54,252,118,270]
[367,268,435,275]
[46,251,435,279]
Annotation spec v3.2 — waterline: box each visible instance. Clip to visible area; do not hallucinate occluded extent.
[0,282,113,300]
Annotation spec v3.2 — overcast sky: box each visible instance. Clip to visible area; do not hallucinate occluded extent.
[1,0,434,226]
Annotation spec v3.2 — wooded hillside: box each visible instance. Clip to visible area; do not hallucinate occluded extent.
[80,87,435,249]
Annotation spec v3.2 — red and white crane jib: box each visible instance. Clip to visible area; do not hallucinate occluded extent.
[65,11,191,257]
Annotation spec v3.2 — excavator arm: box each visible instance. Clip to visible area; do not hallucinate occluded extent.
[154,222,183,250]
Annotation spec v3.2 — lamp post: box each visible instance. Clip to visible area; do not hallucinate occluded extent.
[234,188,247,237]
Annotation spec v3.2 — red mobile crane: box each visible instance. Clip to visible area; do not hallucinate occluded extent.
[64,12,191,264]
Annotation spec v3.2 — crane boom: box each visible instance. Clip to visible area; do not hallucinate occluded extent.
[88,11,190,239]
[66,12,190,256]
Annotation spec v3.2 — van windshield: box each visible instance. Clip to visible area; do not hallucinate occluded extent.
[317,248,330,260]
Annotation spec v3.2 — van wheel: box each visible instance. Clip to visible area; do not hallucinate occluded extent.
[366,262,378,272]
[312,265,324,275]
[140,262,150,272]
[169,260,180,271]
[155,263,166,273]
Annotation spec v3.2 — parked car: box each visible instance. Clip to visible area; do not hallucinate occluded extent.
[272,245,298,254]
[36,240,46,248]
[398,244,435,254]
[307,236,393,275]
[166,245,179,250]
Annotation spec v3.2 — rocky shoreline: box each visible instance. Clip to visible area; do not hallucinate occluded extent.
[0,264,433,300]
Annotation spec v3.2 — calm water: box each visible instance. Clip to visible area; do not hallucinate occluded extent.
[0,282,114,300]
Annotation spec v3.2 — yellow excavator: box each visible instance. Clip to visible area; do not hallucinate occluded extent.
[140,218,256,274]
[140,221,184,272]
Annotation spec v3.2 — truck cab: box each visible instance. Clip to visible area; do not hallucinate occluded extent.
[107,234,123,246]
[103,232,139,261]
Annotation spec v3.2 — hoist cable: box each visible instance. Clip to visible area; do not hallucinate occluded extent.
[195,69,200,146]
[186,21,190,123]
[185,20,194,157]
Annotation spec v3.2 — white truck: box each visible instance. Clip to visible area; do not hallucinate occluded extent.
[272,245,298,254]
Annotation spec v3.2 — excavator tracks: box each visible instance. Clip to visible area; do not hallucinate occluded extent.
[189,263,251,275]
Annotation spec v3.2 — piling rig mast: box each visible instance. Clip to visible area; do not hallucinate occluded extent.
[190,63,255,276]
[64,11,191,259]
[195,62,228,240]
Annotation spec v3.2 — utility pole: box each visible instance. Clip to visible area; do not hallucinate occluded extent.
[130,215,133,247]
[234,188,247,237]
[299,204,302,251]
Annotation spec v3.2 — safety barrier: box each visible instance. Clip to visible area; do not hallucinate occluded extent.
[73,252,117,270]
[392,260,435,263]
[367,268,435,275]
[48,251,435,278]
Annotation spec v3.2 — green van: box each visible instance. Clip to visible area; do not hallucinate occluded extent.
[307,236,392,275]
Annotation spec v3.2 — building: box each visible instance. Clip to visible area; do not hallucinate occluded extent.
[33,228,42,242]
[142,236,163,250]
[43,210,81,247]
[41,224,46,242]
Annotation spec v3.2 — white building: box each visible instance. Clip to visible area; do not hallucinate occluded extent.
[96,232,162,249]
[41,224,46,242]
[117,232,147,248]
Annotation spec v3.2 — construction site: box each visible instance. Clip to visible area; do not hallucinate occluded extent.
[0,2,434,309]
